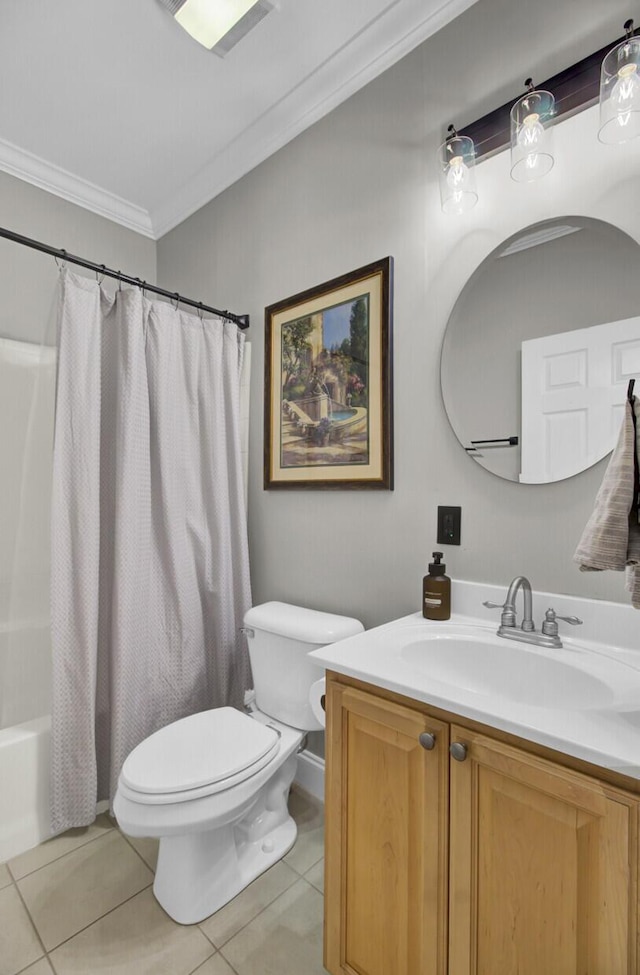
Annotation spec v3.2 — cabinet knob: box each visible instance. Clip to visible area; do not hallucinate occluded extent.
[450,741,468,762]
[419,732,437,750]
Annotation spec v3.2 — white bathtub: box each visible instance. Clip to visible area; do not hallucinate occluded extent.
[0,621,52,862]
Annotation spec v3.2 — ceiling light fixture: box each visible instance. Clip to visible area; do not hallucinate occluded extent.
[510,79,555,182]
[599,18,640,144]
[438,125,478,214]
[158,0,276,56]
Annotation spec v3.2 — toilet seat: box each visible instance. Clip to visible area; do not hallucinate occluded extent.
[119,707,281,805]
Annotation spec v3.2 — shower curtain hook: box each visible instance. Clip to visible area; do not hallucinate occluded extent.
[117,272,123,292]
[54,248,67,270]
[197,302,204,321]
[96,264,106,285]
[172,292,180,310]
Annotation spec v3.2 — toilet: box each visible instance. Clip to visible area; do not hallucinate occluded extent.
[113,601,363,924]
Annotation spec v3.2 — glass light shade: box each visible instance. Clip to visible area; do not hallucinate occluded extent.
[598,34,640,143]
[175,0,258,48]
[438,133,478,214]
[510,88,555,182]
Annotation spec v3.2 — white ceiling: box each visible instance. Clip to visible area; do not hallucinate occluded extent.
[0,0,478,240]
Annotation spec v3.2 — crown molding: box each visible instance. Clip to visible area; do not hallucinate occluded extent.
[151,0,478,237]
[0,0,476,241]
[0,137,155,239]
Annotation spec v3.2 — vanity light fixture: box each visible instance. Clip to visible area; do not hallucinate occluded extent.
[599,19,640,143]
[158,0,276,56]
[438,125,478,214]
[510,79,555,182]
[438,18,640,213]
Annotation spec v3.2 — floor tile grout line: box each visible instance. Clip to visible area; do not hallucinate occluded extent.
[213,874,325,975]
[198,924,218,951]
[186,946,237,975]
[7,820,116,884]
[204,873,318,952]
[41,880,155,956]
[196,865,303,950]
[119,830,158,872]
[14,958,51,975]
[4,800,325,973]
[215,948,243,975]
[12,872,49,962]
[195,860,304,949]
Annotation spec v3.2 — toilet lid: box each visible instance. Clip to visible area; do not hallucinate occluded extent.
[121,707,280,796]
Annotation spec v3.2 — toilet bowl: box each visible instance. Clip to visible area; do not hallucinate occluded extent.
[113,601,363,924]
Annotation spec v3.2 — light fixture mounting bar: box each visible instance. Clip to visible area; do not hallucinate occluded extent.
[459,26,640,162]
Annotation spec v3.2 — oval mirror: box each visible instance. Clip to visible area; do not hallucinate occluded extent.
[441,216,640,483]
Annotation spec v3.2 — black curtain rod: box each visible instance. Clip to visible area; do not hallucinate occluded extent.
[0,226,250,330]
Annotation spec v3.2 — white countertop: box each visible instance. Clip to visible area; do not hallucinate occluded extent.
[309,581,640,781]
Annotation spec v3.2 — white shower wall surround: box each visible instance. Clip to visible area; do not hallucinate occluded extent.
[0,621,52,862]
[0,335,55,861]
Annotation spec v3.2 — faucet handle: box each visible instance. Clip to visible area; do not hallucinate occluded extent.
[541,608,583,638]
[483,599,517,628]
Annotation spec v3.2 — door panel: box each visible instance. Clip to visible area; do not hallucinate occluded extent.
[520,315,640,482]
[324,682,449,975]
[448,727,638,975]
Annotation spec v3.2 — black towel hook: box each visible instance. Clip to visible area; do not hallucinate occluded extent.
[628,378,636,403]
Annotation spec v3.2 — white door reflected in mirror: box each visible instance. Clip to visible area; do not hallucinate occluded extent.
[441,216,640,484]
[520,316,640,483]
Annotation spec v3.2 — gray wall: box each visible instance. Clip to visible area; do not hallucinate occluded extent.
[157,0,640,628]
[0,171,156,345]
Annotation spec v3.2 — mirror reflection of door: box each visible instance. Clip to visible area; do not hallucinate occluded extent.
[441,217,640,484]
[520,317,640,483]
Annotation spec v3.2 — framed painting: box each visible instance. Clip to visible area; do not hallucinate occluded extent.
[264,257,393,489]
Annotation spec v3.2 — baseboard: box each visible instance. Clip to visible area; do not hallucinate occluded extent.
[294,748,325,803]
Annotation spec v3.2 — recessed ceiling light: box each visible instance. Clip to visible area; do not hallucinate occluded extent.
[158,0,276,56]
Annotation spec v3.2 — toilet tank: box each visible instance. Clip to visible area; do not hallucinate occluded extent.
[243,601,364,731]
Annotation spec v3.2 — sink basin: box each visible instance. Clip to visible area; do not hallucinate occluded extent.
[401,635,615,710]
[311,615,640,715]
[308,610,640,772]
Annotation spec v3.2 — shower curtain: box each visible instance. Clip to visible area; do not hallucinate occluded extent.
[50,270,252,835]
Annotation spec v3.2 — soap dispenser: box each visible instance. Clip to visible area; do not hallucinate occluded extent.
[422,552,451,621]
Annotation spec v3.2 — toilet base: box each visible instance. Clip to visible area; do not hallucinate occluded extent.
[153,753,299,924]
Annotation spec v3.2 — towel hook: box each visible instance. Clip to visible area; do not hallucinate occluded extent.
[628,378,636,403]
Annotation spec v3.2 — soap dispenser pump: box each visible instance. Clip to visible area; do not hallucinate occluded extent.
[422,551,451,621]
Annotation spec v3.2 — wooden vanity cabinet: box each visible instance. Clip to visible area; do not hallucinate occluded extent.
[324,674,639,975]
[324,680,450,975]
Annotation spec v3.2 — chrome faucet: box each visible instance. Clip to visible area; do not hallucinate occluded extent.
[483,576,582,649]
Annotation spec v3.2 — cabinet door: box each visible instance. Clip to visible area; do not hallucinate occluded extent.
[448,726,639,975]
[324,681,449,975]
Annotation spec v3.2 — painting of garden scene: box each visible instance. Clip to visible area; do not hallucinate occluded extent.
[280,295,370,468]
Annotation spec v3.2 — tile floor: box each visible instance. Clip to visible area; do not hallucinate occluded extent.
[0,788,326,975]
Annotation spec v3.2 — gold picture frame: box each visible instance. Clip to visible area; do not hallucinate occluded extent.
[264,257,393,489]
